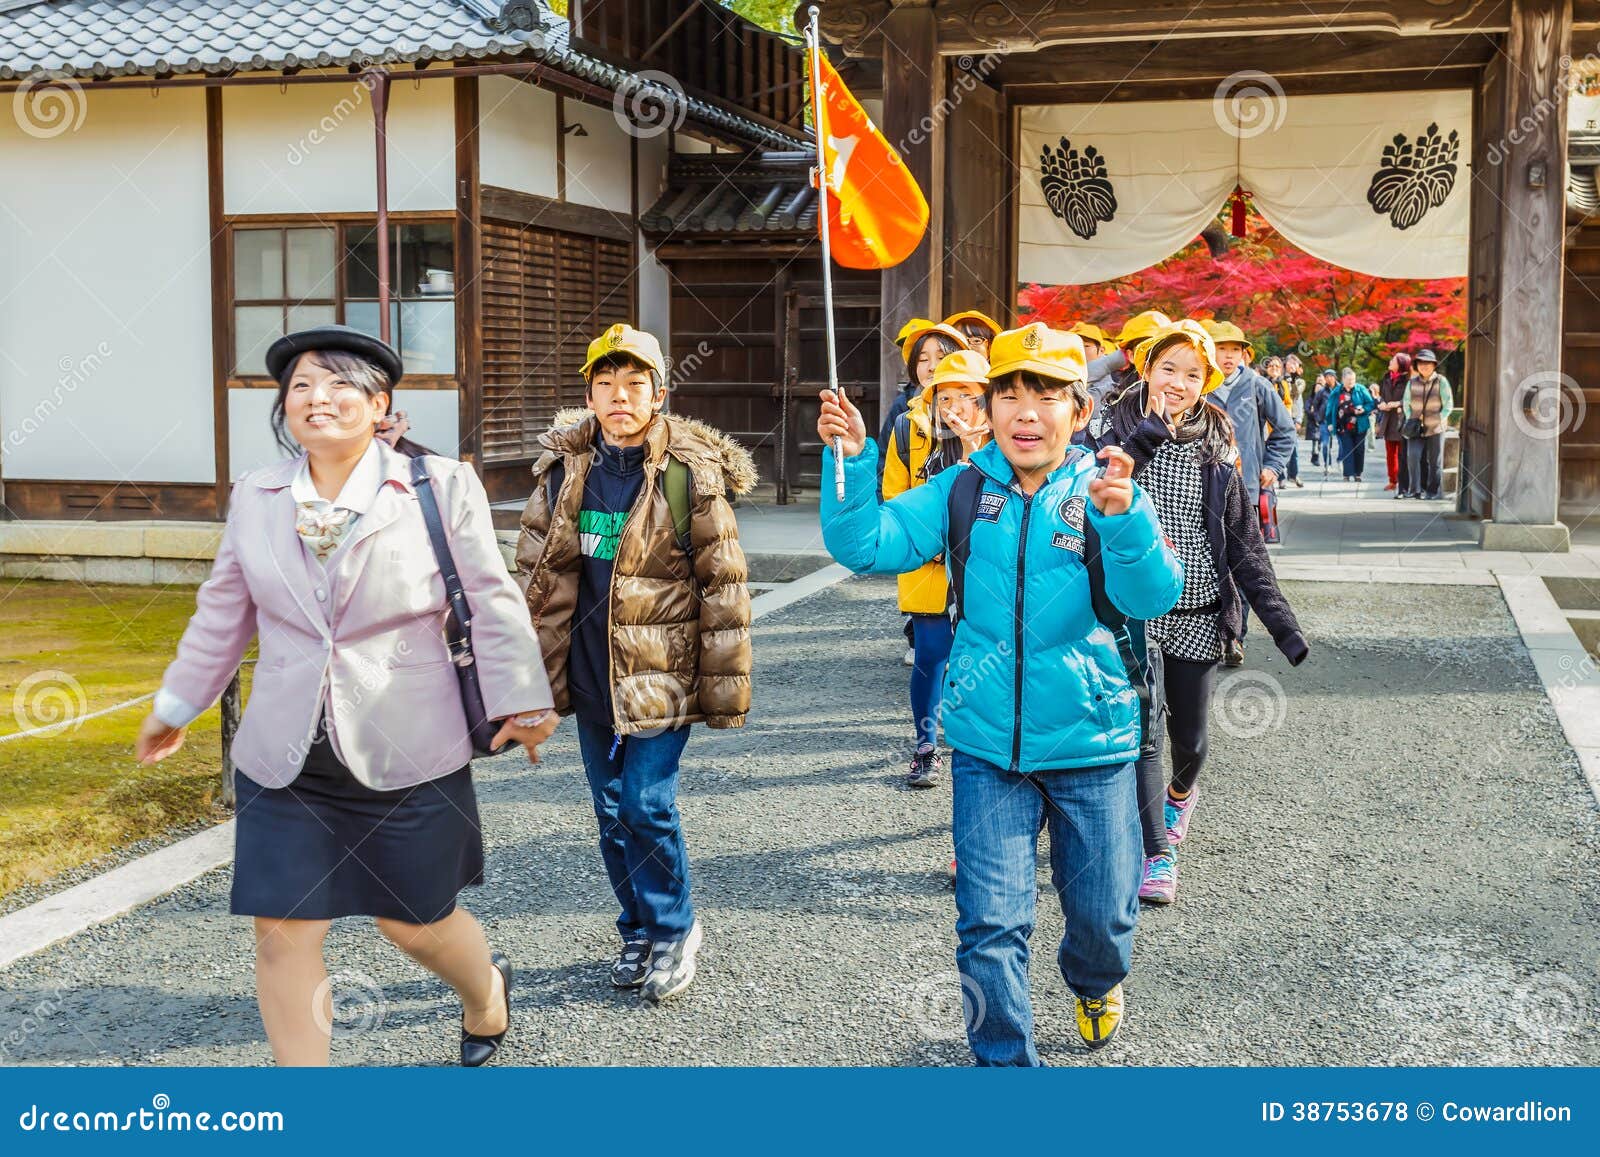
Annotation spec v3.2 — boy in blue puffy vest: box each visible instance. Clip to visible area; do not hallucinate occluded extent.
[818,323,1182,1065]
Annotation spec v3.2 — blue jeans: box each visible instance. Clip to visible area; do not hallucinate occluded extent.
[950,751,1141,1066]
[910,612,954,749]
[575,719,695,943]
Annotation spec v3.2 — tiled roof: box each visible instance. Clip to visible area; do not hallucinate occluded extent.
[0,0,806,148]
[0,0,532,77]
[641,151,819,237]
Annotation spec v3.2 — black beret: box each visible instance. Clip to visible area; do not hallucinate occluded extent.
[265,325,404,386]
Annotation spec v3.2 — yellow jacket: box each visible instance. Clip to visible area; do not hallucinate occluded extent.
[882,387,952,615]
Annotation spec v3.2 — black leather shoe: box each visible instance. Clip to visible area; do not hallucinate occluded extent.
[461,950,513,1067]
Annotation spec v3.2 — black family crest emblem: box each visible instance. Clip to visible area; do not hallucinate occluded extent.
[1039,136,1117,240]
[1366,122,1460,230]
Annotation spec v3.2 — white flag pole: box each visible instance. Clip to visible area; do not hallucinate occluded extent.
[806,5,847,502]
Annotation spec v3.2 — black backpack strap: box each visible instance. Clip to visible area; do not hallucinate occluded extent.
[893,411,913,471]
[409,455,475,669]
[944,465,984,623]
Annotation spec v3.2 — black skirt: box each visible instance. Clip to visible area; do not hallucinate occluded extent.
[230,732,484,923]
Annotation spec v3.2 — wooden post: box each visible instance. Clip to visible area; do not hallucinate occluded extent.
[219,669,241,809]
[877,2,944,418]
[1462,51,1510,519]
[455,76,483,467]
[1482,0,1572,551]
[206,87,230,519]
[371,71,393,345]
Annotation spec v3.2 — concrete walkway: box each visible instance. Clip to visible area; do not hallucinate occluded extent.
[1271,438,1600,580]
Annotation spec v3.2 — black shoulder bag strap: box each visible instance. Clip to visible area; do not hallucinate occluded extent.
[409,455,507,756]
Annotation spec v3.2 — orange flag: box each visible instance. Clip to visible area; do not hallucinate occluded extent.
[811,49,929,269]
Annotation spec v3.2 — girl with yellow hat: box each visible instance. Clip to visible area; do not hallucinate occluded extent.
[876,321,969,465]
[943,310,1002,358]
[883,348,991,788]
[1086,320,1309,904]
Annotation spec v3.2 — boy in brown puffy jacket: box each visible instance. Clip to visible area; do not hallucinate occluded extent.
[514,324,754,1003]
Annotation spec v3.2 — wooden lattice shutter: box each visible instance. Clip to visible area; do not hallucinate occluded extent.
[479,218,635,463]
[481,220,529,461]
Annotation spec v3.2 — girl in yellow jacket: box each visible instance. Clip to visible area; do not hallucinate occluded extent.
[882,347,992,788]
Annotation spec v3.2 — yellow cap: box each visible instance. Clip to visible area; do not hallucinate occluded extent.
[985,323,1087,385]
[927,349,991,392]
[1068,321,1111,347]
[896,317,933,343]
[943,310,1002,339]
[581,323,666,381]
[1200,318,1254,357]
[1115,310,1173,347]
[1131,319,1225,396]
[901,321,971,365]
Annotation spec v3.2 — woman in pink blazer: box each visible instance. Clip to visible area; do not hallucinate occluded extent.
[135,326,557,1067]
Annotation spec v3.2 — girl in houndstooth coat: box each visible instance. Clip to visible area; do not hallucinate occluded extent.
[1080,321,1308,906]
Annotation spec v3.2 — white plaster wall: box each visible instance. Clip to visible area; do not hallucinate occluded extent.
[563,99,635,213]
[478,75,559,198]
[223,77,456,214]
[634,131,671,355]
[0,86,214,483]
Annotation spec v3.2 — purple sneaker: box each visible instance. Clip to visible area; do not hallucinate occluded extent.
[1139,852,1177,904]
[1165,787,1199,845]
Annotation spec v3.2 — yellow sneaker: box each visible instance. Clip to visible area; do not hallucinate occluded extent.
[1076,983,1124,1049]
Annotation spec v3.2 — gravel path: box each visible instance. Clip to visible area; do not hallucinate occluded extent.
[2,576,1597,1066]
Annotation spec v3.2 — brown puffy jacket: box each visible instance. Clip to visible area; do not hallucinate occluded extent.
[514,409,756,733]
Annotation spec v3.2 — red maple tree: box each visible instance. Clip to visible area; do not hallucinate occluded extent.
[1017,205,1466,378]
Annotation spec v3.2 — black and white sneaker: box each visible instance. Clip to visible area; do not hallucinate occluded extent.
[640,920,703,1004]
[906,748,942,789]
[611,937,652,988]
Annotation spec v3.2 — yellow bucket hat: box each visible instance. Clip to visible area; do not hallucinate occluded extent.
[1132,319,1225,395]
[927,349,991,392]
[1114,310,1172,347]
[901,321,970,365]
[986,323,1087,385]
[1068,321,1111,347]
[581,323,666,381]
[943,310,1002,339]
[1200,318,1254,358]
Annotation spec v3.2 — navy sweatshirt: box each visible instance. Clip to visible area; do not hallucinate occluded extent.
[569,438,647,727]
